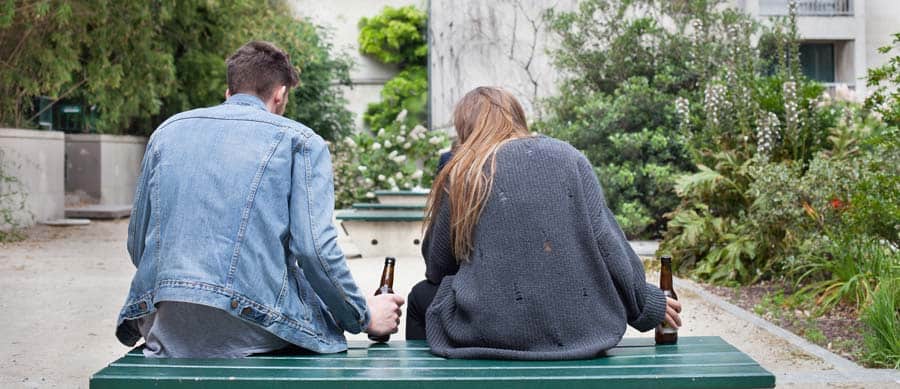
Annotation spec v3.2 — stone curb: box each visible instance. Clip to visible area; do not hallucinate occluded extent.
[672,276,900,385]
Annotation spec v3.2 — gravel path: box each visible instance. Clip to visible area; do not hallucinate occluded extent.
[0,220,895,388]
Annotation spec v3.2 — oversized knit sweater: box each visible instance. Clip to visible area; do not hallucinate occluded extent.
[423,136,667,360]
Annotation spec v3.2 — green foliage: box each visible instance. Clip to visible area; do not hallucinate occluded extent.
[539,0,759,237]
[357,6,427,66]
[865,33,900,126]
[153,0,354,139]
[0,0,175,132]
[0,0,354,139]
[364,66,427,131]
[332,112,450,207]
[861,276,900,369]
[358,6,428,133]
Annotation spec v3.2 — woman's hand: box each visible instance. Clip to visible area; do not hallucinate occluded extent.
[665,297,682,329]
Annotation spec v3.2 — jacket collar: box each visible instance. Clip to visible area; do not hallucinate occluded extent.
[224,93,268,112]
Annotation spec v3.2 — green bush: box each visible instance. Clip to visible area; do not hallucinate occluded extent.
[865,33,900,126]
[539,0,761,237]
[364,66,427,131]
[358,6,428,131]
[358,6,427,66]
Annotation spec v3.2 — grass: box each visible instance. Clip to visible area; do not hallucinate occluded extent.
[860,277,900,369]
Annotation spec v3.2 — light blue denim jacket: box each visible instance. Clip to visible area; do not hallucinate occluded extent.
[116,94,369,353]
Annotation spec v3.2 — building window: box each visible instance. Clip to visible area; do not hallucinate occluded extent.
[800,43,835,83]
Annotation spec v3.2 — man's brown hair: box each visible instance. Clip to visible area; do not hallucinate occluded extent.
[226,41,300,99]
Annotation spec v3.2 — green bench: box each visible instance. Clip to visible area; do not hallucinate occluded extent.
[91,336,775,388]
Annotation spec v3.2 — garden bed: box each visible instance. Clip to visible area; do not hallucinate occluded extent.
[704,280,866,364]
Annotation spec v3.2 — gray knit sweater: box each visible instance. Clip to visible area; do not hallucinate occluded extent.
[423,136,667,360]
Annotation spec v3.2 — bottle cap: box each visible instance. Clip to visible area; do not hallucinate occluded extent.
[385,257,396,264]
[660,255,672,263]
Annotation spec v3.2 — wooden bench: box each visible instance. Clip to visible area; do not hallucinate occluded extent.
[90,336,775,388]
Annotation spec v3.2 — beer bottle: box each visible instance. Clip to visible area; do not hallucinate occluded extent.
[655,255,678,345]
[368,257,396,343]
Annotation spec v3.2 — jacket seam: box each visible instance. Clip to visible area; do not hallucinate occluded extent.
[226,130,286,288]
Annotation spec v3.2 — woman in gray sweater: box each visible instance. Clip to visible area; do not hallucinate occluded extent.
[406,86,682,360]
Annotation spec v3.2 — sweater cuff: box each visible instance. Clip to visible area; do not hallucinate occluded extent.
[628,283,668,332]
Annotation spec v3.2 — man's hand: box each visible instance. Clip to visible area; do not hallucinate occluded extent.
[665,297,682,329]
[366,294,405,337]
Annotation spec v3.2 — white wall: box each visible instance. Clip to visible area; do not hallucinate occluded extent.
[0,129,65,227]
[66,134,147,206]
[289,0,424,129]
[429,0,577,132]
[865,0,900,82]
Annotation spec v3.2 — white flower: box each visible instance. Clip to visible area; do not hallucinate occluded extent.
[377,174,386,181]
[388,150,398,158]
[343,137,357,147]
[403,182,412,188]
[377,128,385,137]
[395,109,408,123]
[387,177,397,185]
[411,169,424,179]
[365,178,374,185]
[396,135,405,143]
[438,146,451,154]
[357,165,368,172]
[393,155,408,163]
[400,125,407,132]
[428,136,442,145]
[372,142,382,150]
[385,140,393,148]
[403,142,412,149]
[365,192,375,198]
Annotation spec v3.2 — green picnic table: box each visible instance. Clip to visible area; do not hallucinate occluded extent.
[90,336,775,388]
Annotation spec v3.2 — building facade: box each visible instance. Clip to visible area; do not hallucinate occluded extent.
[737,0,900,97]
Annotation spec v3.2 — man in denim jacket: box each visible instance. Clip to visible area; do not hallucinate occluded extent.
[116,41,404,358]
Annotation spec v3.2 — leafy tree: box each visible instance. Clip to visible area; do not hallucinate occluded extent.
[865,33,900,126]
[0,0,354,140]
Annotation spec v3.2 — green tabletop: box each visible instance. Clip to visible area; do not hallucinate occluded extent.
[90,336,775,388]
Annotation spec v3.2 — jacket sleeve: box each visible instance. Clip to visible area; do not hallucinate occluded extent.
[577,154,667,332]
[126,141,154,268]
[422,190,459,284]
[288,135,369,333]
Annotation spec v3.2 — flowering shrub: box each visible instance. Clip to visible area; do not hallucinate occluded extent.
[331,110,450,207]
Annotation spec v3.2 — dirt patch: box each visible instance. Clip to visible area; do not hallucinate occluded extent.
[704,280,865,363]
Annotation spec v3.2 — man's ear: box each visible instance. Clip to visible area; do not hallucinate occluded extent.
[272,85,287,105]
[225,88,232,99]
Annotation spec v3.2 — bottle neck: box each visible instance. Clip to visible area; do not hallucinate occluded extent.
[659,260,673,291]
[379,263,395,289]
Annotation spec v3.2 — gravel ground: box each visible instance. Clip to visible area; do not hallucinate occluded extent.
[0,220,892,388]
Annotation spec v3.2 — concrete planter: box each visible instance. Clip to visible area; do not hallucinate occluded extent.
[65,134,146,205]
[0,129,66,227]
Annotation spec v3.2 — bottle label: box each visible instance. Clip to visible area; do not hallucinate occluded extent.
[660,322,677,334]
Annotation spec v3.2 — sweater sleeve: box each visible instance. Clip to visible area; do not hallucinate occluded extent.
[422,191,459,284]
[576,155,667,332]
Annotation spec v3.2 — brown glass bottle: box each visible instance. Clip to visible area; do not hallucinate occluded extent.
[368,257,396,343]
[655,255,678,345]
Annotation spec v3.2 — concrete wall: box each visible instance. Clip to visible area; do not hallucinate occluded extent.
[0,129,65,227]
[429,0,577,132]
[865,0,900,75]
[289,0,423,129]
[66,134,146,206]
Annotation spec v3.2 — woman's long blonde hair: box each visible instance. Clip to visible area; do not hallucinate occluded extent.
[425,87,532,262]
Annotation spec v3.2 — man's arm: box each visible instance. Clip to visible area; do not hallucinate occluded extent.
[127,142,154,268]
[288,135,370,333]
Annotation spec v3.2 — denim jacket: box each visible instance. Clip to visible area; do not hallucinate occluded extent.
[116,94,369,353]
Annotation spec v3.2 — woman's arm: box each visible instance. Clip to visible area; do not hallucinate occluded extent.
[576,154,668,332]
[422,191,459,284]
